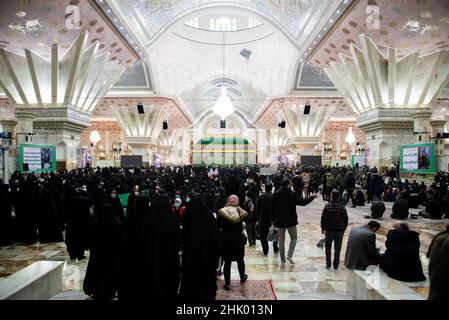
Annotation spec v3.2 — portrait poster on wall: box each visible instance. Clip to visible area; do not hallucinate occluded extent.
[400,143,436,173]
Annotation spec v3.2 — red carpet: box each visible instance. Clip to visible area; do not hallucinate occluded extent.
[216,280,277,300]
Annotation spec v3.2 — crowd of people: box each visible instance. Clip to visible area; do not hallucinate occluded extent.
[0,163,448,300]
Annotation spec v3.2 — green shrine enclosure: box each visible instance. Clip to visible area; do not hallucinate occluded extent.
[192,136,256,166]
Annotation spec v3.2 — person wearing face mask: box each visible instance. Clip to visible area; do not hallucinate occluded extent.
[126,185,140,218]
[173,197,186,222]
[185,192,193,205]
[109,189,125,224]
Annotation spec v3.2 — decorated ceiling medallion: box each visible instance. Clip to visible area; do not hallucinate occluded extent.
[266,0,304,12]
[401,19,437,35]
[138,0,182,11]
[8,18,47,34]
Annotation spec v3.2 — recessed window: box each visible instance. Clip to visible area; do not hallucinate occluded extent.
[185,16,261,31]
[186,17,198,28]
[209,18,237,31]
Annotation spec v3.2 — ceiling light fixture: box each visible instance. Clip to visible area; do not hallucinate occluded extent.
[213,31,235,120]
[345,127,356,145]
[213,87,235,119]
[89,130,101,145]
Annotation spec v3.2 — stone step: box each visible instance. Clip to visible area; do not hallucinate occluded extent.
[0,261,63,300]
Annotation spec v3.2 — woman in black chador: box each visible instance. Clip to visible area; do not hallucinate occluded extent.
[0,184,13,246]
[179,193,219,300]
[65,188,91,260]
[83,204,123,300]
[37,186,64,243]
[117,195,150,300]
[141,194,181,300]
[12,179,38,243]
[108,189,125,224]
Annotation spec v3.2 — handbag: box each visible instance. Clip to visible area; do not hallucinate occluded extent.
[342,189,349,202]
[267,224,278,242]
[255,222,261,240]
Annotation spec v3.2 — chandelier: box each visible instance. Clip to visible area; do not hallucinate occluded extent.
[265,0,304,12]
[345,127,356,145]
[213,87,235,119]
[213,31,235,120]
[138,0,182,11]
[89,131,101,145]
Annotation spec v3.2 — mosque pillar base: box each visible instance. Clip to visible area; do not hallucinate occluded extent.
[0,120,17,181]
[430,120,448,171]
[15,109,36,145]
[412,109,433,144]
[30,106,91,170]
[357,109,415,169]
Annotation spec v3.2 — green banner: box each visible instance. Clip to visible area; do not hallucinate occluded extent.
[400,143,436,173]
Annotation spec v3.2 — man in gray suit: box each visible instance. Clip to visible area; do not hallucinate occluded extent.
[344,221,381,270]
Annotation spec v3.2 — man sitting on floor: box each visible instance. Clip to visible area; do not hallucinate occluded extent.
[365,199,385,220]
[391,192,410,220]
[380,222,426,282]
[419,191,443,220]
[344,221,382,271]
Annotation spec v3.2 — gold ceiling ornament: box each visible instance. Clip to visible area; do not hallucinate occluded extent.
[265,0,304,12]
[138,0,182,12]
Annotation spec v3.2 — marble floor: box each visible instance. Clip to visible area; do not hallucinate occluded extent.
[0,197,447,300]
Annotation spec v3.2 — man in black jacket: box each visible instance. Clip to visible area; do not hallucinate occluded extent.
[369,169,384,201]
[273,178,317,264]
[391,192,409,220]
[321,190,348,270]
[255,183,278,255]
[346,170,356,207]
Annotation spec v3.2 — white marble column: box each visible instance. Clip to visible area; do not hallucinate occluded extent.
[15,109,36,145]
[430,119,448,171]
[182,129,191,165]
[256,129,267,164]
[336,132,341,160]
[324,34,449,168]
[412,109,432,143]
[0,120,17,182]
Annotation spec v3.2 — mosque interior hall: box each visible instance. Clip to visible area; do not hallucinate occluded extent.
[0,0,449,302]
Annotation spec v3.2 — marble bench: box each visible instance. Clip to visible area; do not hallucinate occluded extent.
[346,267,426,300]
[0,261,64,300]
